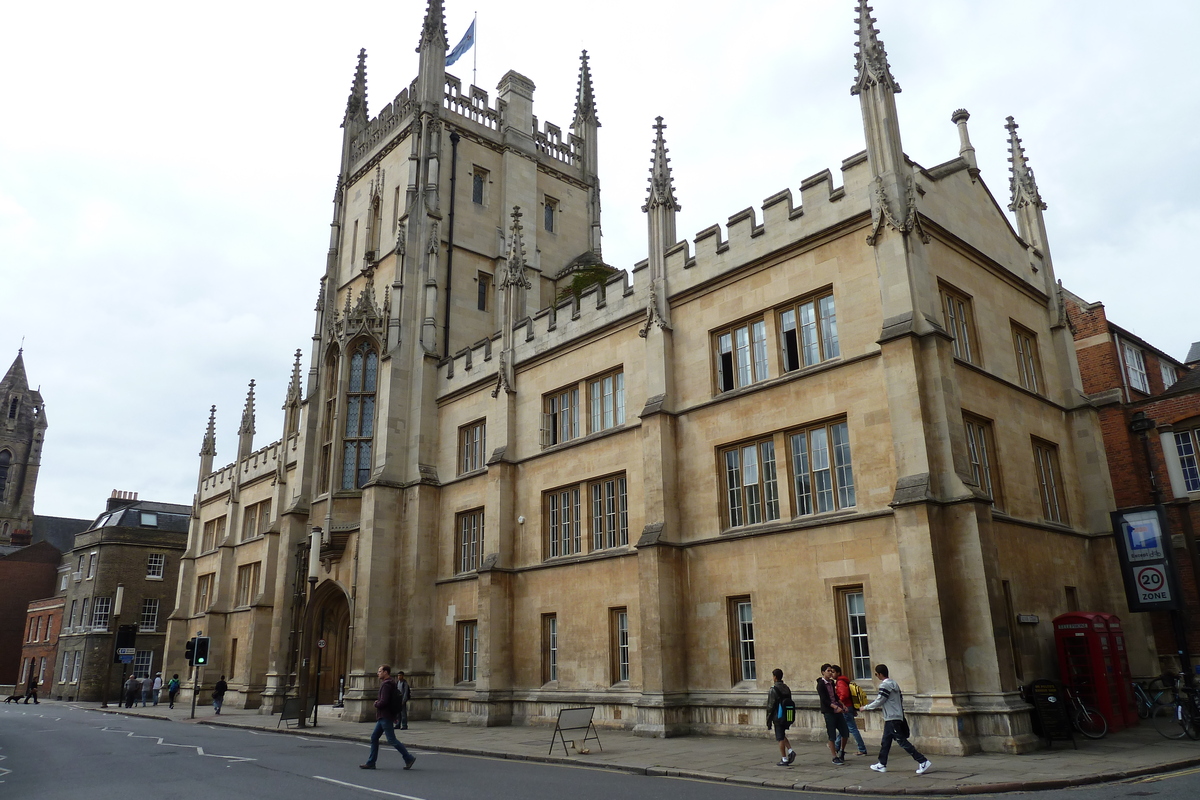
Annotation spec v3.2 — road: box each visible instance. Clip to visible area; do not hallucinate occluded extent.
[3,704,1199,799]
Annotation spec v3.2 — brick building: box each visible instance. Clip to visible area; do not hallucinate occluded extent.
[0,541,61,684]
[1063,288,1200,670]
[52,492,189,702]
[17,595,64,698]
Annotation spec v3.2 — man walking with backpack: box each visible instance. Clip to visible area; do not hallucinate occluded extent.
[360,665,416,771]
[765,668,796,766]
[861,664,932,775]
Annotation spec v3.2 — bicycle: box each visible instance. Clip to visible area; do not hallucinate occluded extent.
[1132,674,1173,720]
[1064,685,1108,739]
[1152,674,1200,740]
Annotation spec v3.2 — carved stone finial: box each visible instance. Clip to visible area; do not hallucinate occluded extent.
[572,50,601,129]
[344,48,368,123]
[642,117,681,213]
[238,380,256,437]
[417,0,448,53]
[1005,116,1047,212]
[852,3,901,96]
[200,405,217,457]
[501,206,532,290]
[284,350,303,408]
[865,176,930,246]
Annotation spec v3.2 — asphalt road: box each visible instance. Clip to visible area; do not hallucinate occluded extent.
[3,704,1199,800]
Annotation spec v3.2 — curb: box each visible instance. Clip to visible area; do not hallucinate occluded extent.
[80,707,1200,795]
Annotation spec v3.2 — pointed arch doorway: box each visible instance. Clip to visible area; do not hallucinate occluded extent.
[307,581,351,705]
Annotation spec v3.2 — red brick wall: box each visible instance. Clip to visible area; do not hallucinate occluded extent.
[0,543,60,684]
[19,598,63,694]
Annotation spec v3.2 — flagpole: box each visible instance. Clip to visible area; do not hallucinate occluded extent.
[472,12,478,89]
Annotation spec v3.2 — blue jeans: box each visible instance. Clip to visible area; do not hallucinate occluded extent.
[367,717,413,766]
[835,710,867,753]
[877,718,925,766]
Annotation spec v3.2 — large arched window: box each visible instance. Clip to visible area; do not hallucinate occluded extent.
[342,341,378,489]
[318,349,339,492]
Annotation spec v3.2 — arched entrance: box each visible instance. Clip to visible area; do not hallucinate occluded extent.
[306,581,351,705]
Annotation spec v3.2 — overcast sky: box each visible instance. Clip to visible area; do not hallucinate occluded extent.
[2,0,1196,520]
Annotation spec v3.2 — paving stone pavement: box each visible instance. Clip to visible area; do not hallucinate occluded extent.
[76,701,1200,795]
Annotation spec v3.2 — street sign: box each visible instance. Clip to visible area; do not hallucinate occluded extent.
[317,639,326,649]
[119,655,134,663]
[1111,506,1181,612]
[117,647,136,655]
[1133,565,1171,603]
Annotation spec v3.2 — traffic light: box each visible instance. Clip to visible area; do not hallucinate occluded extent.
[194,636,210,666]
[185,638,196,666]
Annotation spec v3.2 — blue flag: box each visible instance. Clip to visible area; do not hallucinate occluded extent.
[446,19,475,67]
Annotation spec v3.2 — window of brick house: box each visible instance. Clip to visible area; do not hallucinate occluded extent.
[1122,342,1150,393]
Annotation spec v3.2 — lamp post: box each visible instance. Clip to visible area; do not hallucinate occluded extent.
[1130,411,1194,685]
[101,584,124,708]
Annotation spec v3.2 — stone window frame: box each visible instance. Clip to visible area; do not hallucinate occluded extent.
[939,281,979,365]
[457,508,484,574]
[341,339,379,491]
[458,419,487,475]
[963,412,1003,510]
[720,436,781,529]
[1032,437,1068,524]
[714,316,769,393]
[834,585,872,682]
[541,613,558,685]
[1011,322,1043,394]
[588,369,625,434]
[456,619,478,684]
[610,607,630,685]
[471,166,489,206]
[201,516,226,553]
[235,562,262,608]
[789,419,856,517]
[195,573,215,615]
[727,595,756,685]
[778,288,840,373]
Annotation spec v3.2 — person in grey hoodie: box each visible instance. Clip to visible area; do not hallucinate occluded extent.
[860,664,932,775]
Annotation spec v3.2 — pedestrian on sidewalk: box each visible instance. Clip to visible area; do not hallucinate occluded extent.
[167,674,181,709]
[213,676,228,714]
[861,664,931,776]
[395,671,411,730]
[23,673,38,704]
[765,668,797,766]
[141,674,153,706]
[360,665,416,771]
[832,665,868,757]
[123,675,139,708]
[152,673,163,705]
[817,663,849,765]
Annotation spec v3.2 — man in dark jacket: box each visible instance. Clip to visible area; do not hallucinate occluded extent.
[765,668,796,766]
[395,671,412,730]
[818,663,849,765]
[360,665,415,770]
[212,676,228,714]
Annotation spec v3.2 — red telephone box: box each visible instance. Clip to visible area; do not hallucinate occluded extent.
[1095,612,1139,728]
[1053,612,1128,733]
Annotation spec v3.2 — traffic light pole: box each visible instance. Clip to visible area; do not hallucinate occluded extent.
[190,664,202,720]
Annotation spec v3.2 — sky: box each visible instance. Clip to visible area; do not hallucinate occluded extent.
[2,0,1197,520]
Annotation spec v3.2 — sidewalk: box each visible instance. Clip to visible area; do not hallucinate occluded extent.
[80,701,1200,795]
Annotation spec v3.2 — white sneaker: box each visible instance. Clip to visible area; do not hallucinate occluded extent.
[916,760,932,775]
[870,763,887,773]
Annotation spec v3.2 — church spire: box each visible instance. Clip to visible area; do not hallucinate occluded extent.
[2,349,28,392]
[283,350,303,437]
[1005,116,1046,213]
[643,117,681,217]
[572,50,600,128]
[344,49,368,127]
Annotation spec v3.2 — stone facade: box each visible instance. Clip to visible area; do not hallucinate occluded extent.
[170,2,1154,754]
[52,493,189,702]
[1063,290,1200,668]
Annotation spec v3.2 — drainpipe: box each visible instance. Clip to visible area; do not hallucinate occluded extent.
[443,130,461,358]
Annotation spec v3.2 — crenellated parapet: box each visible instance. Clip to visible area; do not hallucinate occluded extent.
[443,75,503,131]
[349,79,417,167]
[438,270,635,394]
[531,116,581,166]
[198,436,298,500]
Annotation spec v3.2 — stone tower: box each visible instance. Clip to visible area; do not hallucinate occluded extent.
[0,351,47,546]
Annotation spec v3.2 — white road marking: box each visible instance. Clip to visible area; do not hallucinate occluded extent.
[0,749,10,781]
[313,776,426,799]
[99,726,256,763]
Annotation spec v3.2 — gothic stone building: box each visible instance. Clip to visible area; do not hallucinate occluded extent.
[167,2,1152,754]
